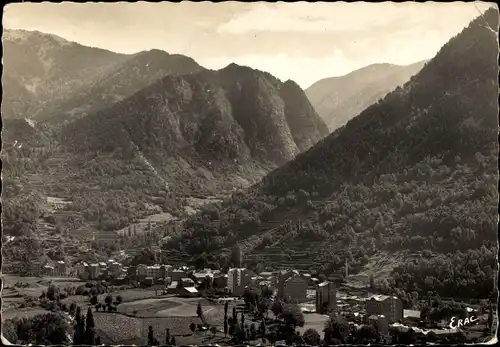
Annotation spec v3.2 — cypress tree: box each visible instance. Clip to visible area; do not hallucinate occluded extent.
[85,307,95,345]
[147,325,155,345]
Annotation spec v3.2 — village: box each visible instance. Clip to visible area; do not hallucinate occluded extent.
[3,247,495,346]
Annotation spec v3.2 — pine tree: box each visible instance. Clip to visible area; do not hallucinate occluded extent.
[224,302,229,316]
[148,325,155,345]
[85,307,95,345]
[165,328,171,344]
[197,301,203,318]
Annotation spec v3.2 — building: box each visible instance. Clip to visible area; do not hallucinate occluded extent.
[55,261,67,277]
[43,265,55,277]
[108,262,123,278]
[316,281,337,313]
[180,277,195,287]
[77,262,89,280]
[366,295,403,323]
[27,261,42,276]
[277,270,308,303]
[171,269,187,281]
[227,268,250,296]
[89,264,100,279]
[178,286,199,298]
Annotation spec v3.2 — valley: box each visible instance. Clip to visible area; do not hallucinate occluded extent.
[1,4,498,346]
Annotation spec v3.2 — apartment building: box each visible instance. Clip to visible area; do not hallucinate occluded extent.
[277,270,308,303]
[366,295,404,323]
[316,281,337,313]
[227,268,250,296]
[89,263,101,279]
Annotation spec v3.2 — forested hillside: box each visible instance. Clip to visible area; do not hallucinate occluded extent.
[61,63,328,193]
[166,9,499,299]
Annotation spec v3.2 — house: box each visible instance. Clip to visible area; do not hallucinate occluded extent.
[55,260,67,276]
[178,286,199,298]
[180,278,195,288]
[277,270,308,303]
[77,262,89,279]
[213,274,228,289]
[227,268,250,297]
[366,295,403,323]
[89,264,100,279]
[316,281,337,313]
[43,265,55,277]
[171,269,187,281]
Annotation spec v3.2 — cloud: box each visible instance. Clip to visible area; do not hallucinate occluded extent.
[216,2,495,35]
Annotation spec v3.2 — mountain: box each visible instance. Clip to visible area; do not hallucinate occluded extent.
[168,9,499,301]
[306,61,426,130]
[1,29,129,119]
[61,63,329,193]
[41,49,204,123]
[1,29,204,122]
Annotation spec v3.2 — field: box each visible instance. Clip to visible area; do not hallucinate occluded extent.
[298,313,329,338]
[90,296,238,344]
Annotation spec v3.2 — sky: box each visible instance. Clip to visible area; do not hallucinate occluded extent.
[3,1,496,89]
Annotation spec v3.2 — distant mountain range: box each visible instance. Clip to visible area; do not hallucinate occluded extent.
[306,61,427,130]
[2,29,203,122]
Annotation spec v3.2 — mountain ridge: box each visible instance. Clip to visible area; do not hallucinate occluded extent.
[306,60,428,130]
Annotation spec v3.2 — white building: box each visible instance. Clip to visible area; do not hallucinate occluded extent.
[227,268,250,296]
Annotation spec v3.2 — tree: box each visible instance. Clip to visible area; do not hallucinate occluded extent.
[224,318,228,337]
[232,306,237,320]
[224,301,229,316]
[250,323,257,340]
[369,274,376,290]
[303,328,321,346]
[69,302,77,315]
[90,296,98,306]
[324,315,349,344]
[165,328,171,344]
[271,300,283,318]
[241,312,245,328]
[210,326,217,337]
[189,322,196,335]
[281,304,305,329]
[259,320,266,338]
[231,246,242,268]
[420,305,431,321]
[148,325,155,346]
[197,301,203,320]
[47,284,59,301]
[104,294,113,306]
[85,307,95,345]
[243,286,260,309]
[171,336,176,345]
[116,295,123,305]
